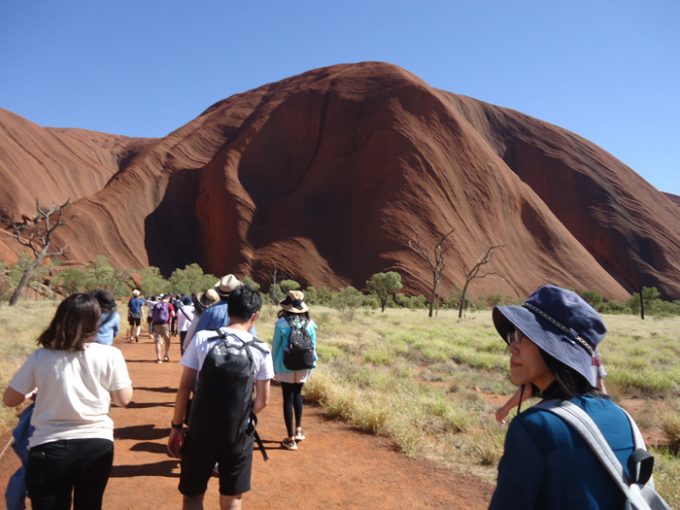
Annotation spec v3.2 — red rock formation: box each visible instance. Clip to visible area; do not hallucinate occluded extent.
[1,63,679,300]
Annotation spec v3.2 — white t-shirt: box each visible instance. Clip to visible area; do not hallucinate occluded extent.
[177,304,195,333]
[182,327,274,381]
[9,342,132,448]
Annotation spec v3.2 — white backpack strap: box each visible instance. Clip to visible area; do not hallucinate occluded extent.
[536,400,634,499]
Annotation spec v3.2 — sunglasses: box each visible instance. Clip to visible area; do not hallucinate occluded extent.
[506,329,524,345]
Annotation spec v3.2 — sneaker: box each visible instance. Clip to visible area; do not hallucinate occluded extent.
[281,438,297,451]
[294,429,305,442]
[163,355,170,362]
[156,359,163,364]
[135,337,139,343]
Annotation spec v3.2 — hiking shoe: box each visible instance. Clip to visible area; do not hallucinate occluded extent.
[156,359,163,364]
[135,337,139,343]
[294,429,305,442]
[281,438,297,451]
[163,356,170,362]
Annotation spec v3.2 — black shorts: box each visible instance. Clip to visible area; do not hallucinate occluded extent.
[128,314,142,326]
[178,433,253,497]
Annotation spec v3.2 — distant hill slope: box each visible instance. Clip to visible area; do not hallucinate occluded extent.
[1,63,678,300]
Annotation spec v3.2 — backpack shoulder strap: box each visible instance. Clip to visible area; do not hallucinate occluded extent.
[536,400,642,504]
[205,330,268,354]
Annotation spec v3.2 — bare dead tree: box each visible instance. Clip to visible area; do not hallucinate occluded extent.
[458,244,503,318]
[8,199,70,306]
[408,226,455,318]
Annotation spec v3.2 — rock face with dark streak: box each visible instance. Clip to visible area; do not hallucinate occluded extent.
[1,63,679,300]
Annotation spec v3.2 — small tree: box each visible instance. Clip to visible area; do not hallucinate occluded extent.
[268,283,285,304]
[333,286,363,321]
[458,245,503,318]
[242,275,261,291]
[408,227,455,318]
[279,279,301,294]
[169,263,216,296]
[8,199,70,306]
[366,271,403,312]
[138,266,168,297]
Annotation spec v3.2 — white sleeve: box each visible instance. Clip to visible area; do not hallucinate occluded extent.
[108,348,132,391]
[8,351,38,395]
[181,332,201,371]
[255,346,274,381]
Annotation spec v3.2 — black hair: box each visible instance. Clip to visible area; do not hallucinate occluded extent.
[89,288,117,312]
[227,285,262,320]
[539,349,602,399]
[38,293,101,351]
[277,309,310,320]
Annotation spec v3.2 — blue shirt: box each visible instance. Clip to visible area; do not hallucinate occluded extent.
[128,297,144,316]
[271,316,317,373]
[489,395,634,510]
[94,311,120,346]
[192,301,256,338]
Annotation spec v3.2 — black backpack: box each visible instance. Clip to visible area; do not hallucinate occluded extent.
[283,317,315,370]
[188,330,269,459]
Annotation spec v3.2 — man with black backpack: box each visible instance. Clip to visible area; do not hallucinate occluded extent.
[167,285,273,510]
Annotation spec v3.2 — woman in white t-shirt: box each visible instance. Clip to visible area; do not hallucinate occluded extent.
[2,293,133,510]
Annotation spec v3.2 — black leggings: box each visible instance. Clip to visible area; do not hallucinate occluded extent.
[281,382,304,438]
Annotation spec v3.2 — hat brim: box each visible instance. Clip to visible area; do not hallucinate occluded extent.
[492,305,594,386]
[280,303,309,314]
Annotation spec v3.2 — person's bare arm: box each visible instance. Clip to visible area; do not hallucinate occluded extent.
[495,385,531,423]
[167,366,197,458]
[252,379,270,415]
[111,385,133,407]
[2,387,25,407]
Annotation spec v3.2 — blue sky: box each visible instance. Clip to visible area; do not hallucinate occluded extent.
[1,1,678,194]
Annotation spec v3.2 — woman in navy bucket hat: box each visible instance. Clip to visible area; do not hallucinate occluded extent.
[489,284,639,509]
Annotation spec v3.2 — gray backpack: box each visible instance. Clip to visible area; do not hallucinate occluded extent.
[537,400,671,510]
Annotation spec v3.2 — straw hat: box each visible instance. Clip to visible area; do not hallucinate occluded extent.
[214,274,242,298]
[196,288,220,310]
[279,290,309,314]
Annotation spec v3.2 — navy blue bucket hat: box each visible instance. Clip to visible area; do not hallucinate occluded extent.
[492,284,606,386]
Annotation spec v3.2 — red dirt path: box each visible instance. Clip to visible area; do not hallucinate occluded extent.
[0,335,493,509]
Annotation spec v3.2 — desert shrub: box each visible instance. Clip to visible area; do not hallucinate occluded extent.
[268,283,285,304]
[333,286,363,321]
[56,267,91,294]
[580,290,604,310]
[168,263,216,296]
[241,275,261,291]
[137,266,167,297]
[600,299,628,314]
[279,279,301,293]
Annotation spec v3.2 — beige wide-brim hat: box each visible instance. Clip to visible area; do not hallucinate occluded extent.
[214,274,242,297]
[279,290,309,314]
[197,288,220,309]
[132,289,141,296]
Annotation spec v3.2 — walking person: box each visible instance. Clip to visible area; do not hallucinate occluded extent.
[271,290,317,451]
[183,289,220,354]
[145,295,159,337]
[167,285,273,510]
[488,284,660,509]
[127,289,145,343]
[90,289,121,346]
[2,293,133,510]
[152,294,174,363]
[177,295,195,356]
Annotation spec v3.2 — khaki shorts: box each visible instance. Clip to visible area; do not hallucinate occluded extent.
[153,323,170,343]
